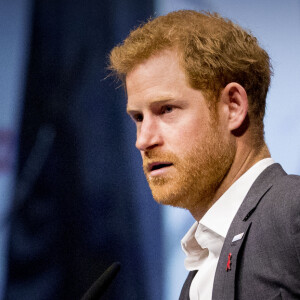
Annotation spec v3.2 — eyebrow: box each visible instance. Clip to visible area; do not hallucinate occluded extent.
[126,97,176,113]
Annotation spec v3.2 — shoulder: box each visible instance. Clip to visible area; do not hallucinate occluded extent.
[244,163,300,220]
[267,172,300,210]
[273,172,300,189]
[257,170,300,262]
[258,170,300,217]
[255,163,300,207]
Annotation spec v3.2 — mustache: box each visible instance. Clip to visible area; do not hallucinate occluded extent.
[142,150,179,170]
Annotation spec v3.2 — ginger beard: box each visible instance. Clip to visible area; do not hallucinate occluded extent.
[142,121,236,211]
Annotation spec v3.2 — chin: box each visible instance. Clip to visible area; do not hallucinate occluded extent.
[150,185,188,208]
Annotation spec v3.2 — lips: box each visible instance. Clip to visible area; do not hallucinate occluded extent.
[148,162,173,172]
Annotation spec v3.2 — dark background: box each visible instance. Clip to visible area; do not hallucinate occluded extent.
[4,1,162,299]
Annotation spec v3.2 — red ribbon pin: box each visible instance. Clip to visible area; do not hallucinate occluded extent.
[226,253,232,271]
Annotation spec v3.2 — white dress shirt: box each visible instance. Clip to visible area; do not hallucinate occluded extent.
[181,158,275,300]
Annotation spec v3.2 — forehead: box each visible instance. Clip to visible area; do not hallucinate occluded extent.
[126,50,189,108]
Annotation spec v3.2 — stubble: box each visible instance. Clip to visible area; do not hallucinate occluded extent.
[142,124,236,212]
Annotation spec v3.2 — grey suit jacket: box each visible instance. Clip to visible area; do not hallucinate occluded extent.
[179,163,300,300]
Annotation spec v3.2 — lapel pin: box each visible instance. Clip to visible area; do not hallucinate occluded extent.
[232,232,244,242]
[226,253,232,271]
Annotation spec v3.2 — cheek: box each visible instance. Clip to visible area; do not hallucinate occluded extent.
[181,122,208,141]
[162,113,211,148]
[167,128,204,154]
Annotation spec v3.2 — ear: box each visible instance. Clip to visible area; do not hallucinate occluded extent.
[219,82,249,131]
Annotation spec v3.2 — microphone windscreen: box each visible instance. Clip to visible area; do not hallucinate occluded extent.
[81,262,121,300]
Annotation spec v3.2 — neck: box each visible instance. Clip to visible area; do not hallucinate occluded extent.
[189,142,270,221]
[215,142,270,198]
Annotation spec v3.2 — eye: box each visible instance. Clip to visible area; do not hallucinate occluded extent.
[161,105,174,114]
[132,113,143,122]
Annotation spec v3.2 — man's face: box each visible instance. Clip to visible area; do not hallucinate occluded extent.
[126,50,236,212]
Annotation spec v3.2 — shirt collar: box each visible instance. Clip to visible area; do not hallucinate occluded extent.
[181,158,275,258]
[200,158,275,238]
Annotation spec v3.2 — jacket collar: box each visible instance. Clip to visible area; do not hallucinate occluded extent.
[212,163,286,300]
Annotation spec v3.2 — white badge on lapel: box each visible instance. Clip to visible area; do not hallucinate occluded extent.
[232,232,244,242]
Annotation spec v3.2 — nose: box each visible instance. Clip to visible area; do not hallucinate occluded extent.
[135,116,162,151]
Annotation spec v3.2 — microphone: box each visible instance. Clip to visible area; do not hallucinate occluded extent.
[81,262,121,300]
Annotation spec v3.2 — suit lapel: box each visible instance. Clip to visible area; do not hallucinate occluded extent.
[213,220,252,299]
[179,270,197,300]
[212,164,286,300]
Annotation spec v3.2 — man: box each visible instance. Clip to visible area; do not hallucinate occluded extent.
[109,10,300,300]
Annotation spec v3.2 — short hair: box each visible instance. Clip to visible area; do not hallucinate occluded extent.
[109,10,272,138]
